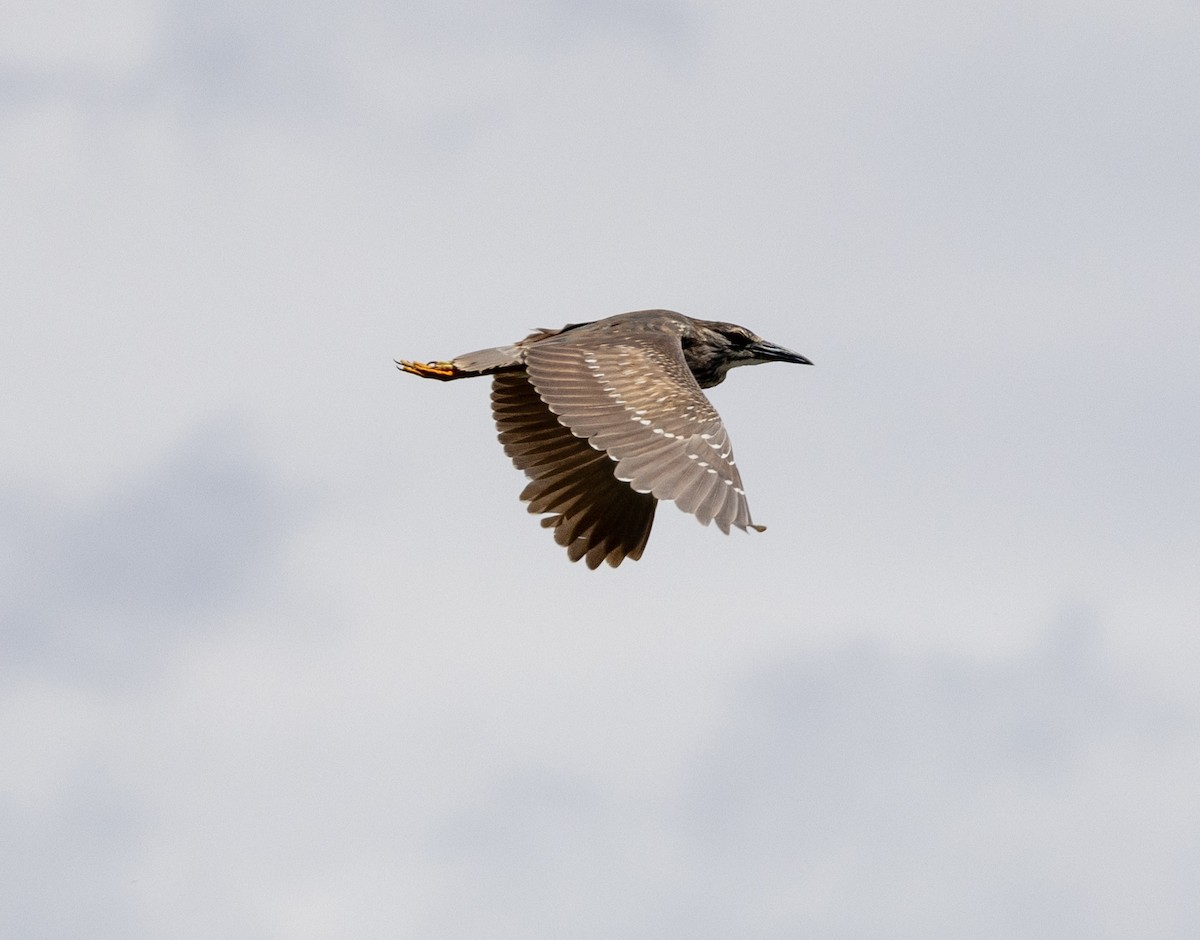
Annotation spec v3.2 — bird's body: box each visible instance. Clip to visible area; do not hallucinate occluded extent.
[398,309,810,568]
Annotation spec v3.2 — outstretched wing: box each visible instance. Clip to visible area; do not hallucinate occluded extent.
[523,332,761,534]
[491,371,657,569]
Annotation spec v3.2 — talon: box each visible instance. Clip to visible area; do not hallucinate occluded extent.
[397,359,460,380]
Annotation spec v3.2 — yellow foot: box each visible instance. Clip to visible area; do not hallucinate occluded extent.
[396,359,460,381]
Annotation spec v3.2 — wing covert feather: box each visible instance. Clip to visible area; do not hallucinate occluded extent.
[523,336,760,533]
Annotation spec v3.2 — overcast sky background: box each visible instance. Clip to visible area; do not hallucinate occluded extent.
[2,0,1199,936]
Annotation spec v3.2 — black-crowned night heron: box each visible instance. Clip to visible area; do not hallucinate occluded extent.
[398,309,811,568]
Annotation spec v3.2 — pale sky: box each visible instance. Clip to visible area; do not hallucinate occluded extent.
[2,1,1198,936]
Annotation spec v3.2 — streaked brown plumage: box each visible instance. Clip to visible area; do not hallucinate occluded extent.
[397,309,811,568]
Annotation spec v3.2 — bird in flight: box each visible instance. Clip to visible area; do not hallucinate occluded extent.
[397,309,811,568]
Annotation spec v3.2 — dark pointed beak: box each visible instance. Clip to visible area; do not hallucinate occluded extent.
[750,340,812,365]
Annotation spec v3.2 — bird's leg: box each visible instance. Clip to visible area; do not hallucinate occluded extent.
[396,359,463,381]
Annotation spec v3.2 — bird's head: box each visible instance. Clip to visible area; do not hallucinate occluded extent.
[682,320,812,387]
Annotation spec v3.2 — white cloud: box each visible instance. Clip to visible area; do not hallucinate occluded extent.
[0,421,299,684]
[423,614,1199,938]
[0,0,158,74]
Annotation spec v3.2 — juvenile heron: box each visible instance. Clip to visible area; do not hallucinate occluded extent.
[397,309,811,568]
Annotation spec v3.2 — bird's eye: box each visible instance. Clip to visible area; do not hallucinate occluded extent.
[724,330,752,348]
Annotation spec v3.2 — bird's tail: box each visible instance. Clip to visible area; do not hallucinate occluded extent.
[396,343,524,381]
